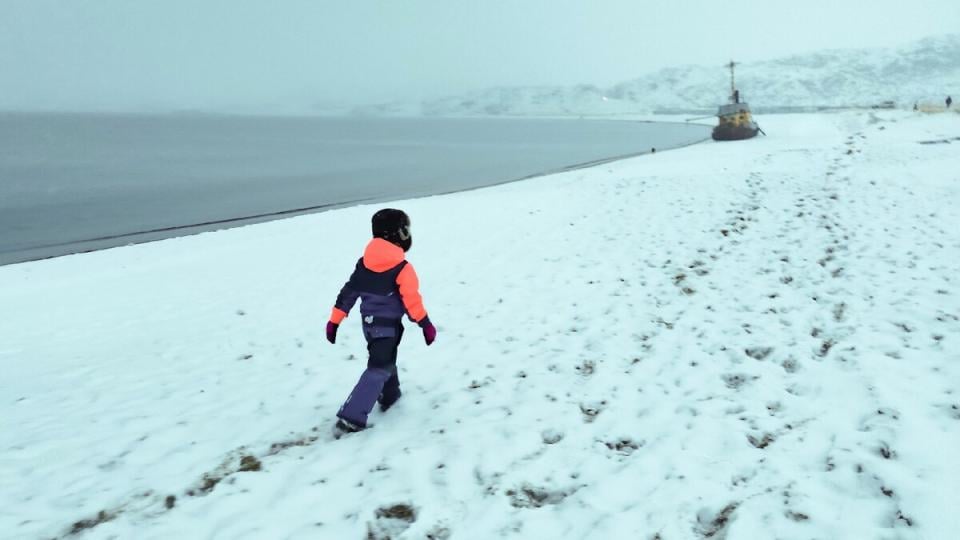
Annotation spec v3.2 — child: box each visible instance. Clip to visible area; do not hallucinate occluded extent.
[326,208,437,433]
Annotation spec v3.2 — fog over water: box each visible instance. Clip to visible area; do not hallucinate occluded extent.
[1,0,957,113]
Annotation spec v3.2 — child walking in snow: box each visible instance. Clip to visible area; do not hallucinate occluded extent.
[326,209,437,433]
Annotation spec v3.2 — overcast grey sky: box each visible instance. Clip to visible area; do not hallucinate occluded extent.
[1,0,957,112]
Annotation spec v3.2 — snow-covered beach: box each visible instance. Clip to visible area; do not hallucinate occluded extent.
[1,111,958,539]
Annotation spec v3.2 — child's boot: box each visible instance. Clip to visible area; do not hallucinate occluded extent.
[379,391,401,412]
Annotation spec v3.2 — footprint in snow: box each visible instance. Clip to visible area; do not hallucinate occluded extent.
[579,401,606,423]
[506,484,576,509]
[721,373,751,390]
[541,429,564,445]
[603,437,643,455]
[367,504,417,540]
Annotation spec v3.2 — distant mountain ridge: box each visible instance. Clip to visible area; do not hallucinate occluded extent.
[352,34,960,117]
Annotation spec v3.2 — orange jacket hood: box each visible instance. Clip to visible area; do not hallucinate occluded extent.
[363,238,406,272]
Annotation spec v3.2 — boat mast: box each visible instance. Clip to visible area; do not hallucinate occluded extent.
[727,60,737,101]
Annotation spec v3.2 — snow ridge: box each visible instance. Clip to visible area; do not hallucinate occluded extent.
[355,34,960,116]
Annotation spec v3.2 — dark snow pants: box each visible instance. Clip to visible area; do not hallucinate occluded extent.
[337,321,404,427]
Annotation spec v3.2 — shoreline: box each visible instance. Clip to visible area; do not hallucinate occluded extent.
[1,116,709,266]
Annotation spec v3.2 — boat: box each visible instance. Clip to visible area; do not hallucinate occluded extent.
[712,61,761,141]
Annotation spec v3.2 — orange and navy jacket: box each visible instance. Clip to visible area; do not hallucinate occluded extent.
[330,238,428,326]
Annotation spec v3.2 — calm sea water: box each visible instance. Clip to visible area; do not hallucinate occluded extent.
[0,113,710,265]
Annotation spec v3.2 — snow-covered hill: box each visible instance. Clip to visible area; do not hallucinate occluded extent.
[356,34,960,116]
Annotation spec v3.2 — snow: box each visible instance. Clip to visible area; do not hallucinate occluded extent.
[2,110,960,539]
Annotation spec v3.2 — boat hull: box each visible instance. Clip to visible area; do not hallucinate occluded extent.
[712,123,759,141]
